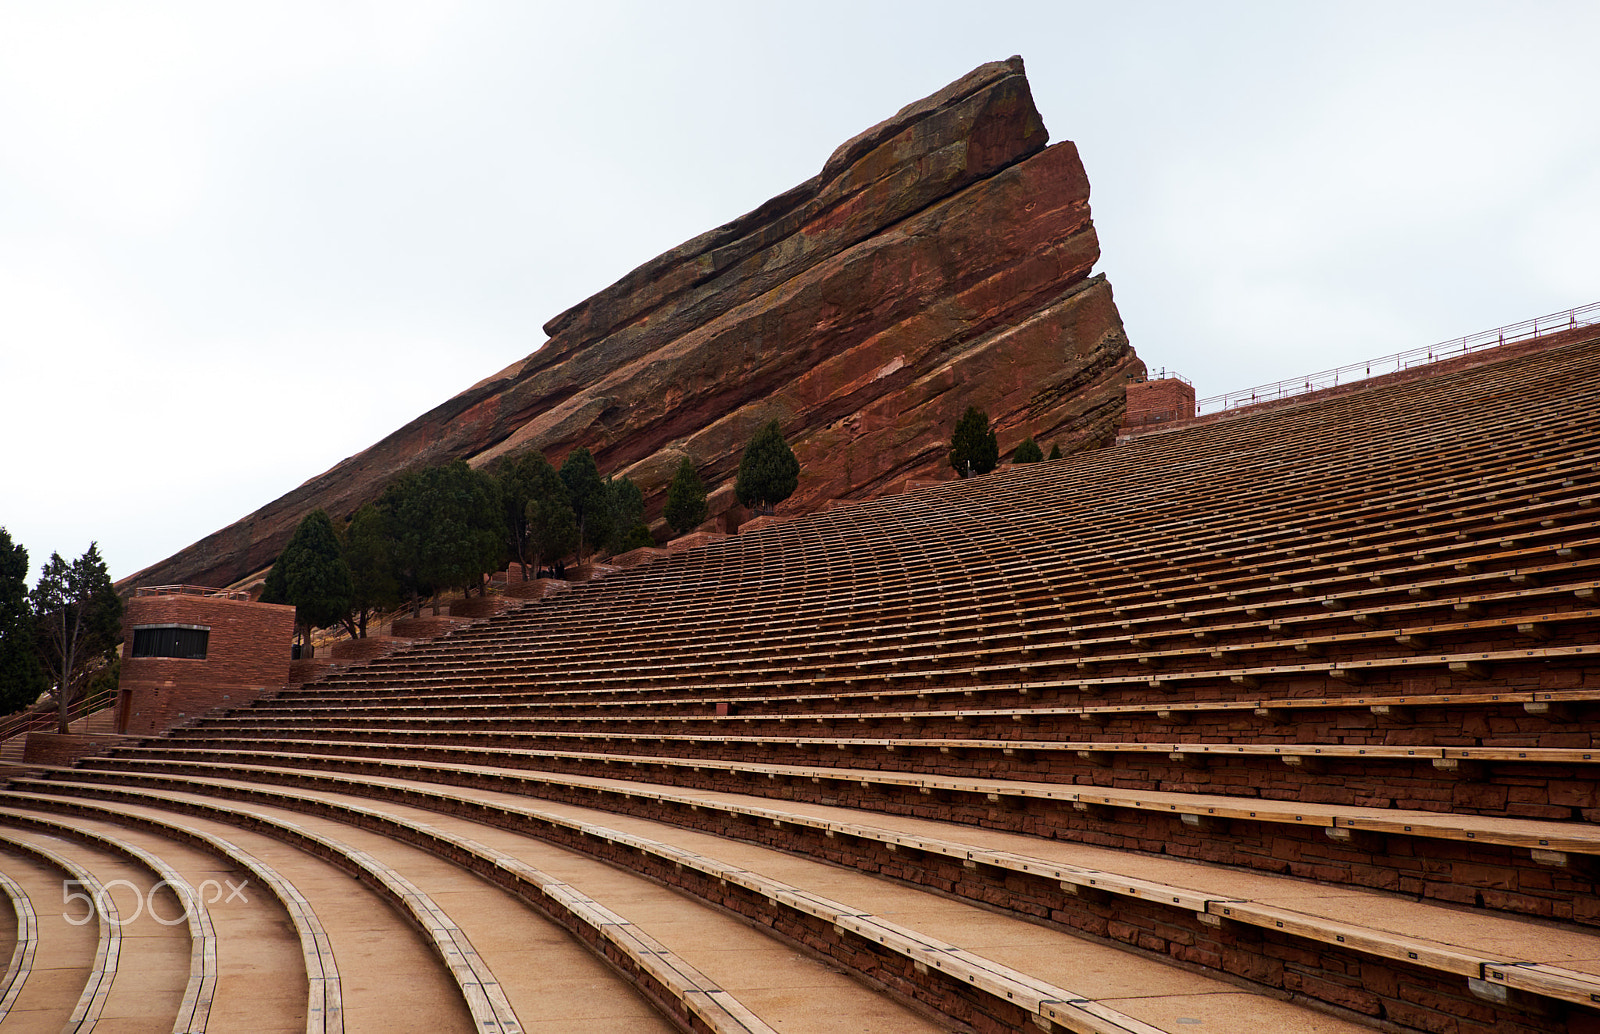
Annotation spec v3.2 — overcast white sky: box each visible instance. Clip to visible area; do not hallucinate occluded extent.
[3,1,1598,583]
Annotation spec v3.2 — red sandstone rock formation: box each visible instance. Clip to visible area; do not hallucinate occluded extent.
[123,56,1142,592]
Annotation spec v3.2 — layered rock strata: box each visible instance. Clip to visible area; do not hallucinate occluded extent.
[125,55,1141,591]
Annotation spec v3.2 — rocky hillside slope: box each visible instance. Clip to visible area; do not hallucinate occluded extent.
[125,56,1142,591]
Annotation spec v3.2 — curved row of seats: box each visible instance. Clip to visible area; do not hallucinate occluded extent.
[7,332,1600,1032]
[0,765,1390,1034]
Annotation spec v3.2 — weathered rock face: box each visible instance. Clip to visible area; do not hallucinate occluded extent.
[123,56,1142,592]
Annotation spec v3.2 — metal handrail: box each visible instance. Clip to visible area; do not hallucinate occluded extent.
[1196,301,1600,415]
[134,584,252,600]
[0,695,111,742]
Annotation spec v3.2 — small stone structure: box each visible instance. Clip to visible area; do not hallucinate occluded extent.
[1122,374,1196,428]
[115,585,294,736]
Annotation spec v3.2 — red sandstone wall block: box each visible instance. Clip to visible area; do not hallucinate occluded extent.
[608,547,668,570]
[22,732,129,765]
[448,596,515,619]
[663,532,730,553]
[286,659,341,688]
[502,578,570,601]
[328,636,408,662]
[390,615,475,639]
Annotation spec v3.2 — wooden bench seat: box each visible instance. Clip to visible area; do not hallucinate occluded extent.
[88,740,1600,864]
[0,868,35,1023]
[54,785,525,1034]
[11,798,349,1034]
[0,808,219,1032]
[36,753,1600,1020]
[0,832,120,1031]
[315,557,1600,703]
[272,625,1600,706]
[131,725,1600,823]
[25,765,1600,1028]
[3,777,1195,1034]
[220,686,1600,746]
[224,727,1600,767]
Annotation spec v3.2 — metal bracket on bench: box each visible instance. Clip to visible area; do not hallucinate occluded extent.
[1469,975,1559,1016]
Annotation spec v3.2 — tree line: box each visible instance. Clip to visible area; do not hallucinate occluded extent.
[1,410,1039,718]
[264,447,641,649]
[2,409,1054,721]
[0,531,122,729]
[264,402,1060,651]
[263,423,802,653]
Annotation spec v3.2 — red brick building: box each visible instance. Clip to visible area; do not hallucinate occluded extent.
[116,586,294,736]
[1122,374,1196,429]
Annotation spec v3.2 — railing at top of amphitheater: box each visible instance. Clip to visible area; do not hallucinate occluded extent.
[1194,301,1600,416]
[134,584,253,601]
[1145,367,1192,386]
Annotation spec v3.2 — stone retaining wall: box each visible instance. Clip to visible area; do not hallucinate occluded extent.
[390,615,475,639]
[23,732,130,766]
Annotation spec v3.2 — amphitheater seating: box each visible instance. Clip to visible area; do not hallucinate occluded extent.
[3,330,1600,1032]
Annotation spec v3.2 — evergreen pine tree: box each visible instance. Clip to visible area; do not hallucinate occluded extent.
[278,510,354,651]
[456,463,507,596]
[1013,436,1043,464]
[341,504,400,637]
[377,470,431,617]
[603,476,650,555]
[31,542,122,733]
[525,456,578,576]
[1048,441,1063,460]
[378,463,506,615]
[560,447,610,563]
[259,556,288,606]
[663,457,710,535]
[0,529,47,715]
[734,420,799,516]
[948,406,999,477]
[494,452,542,579]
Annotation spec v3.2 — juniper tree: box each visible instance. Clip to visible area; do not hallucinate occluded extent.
[376,471,430,617]
[267,509,353,652]
[1013,436,1043,464]
[948,406,999,478]
[560,447,610,564]
[494,451,542,579]
[340,504,400,637]
[31,542,122,733]
[663,456,709,535]
[458,464,507,596]
[260,556,288,606]
[525,455,577,576]
[379,462,506,616]
[425,462,504,601]
[0,529,46,716]
[735,421,799,516]
[604,476,651,555]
